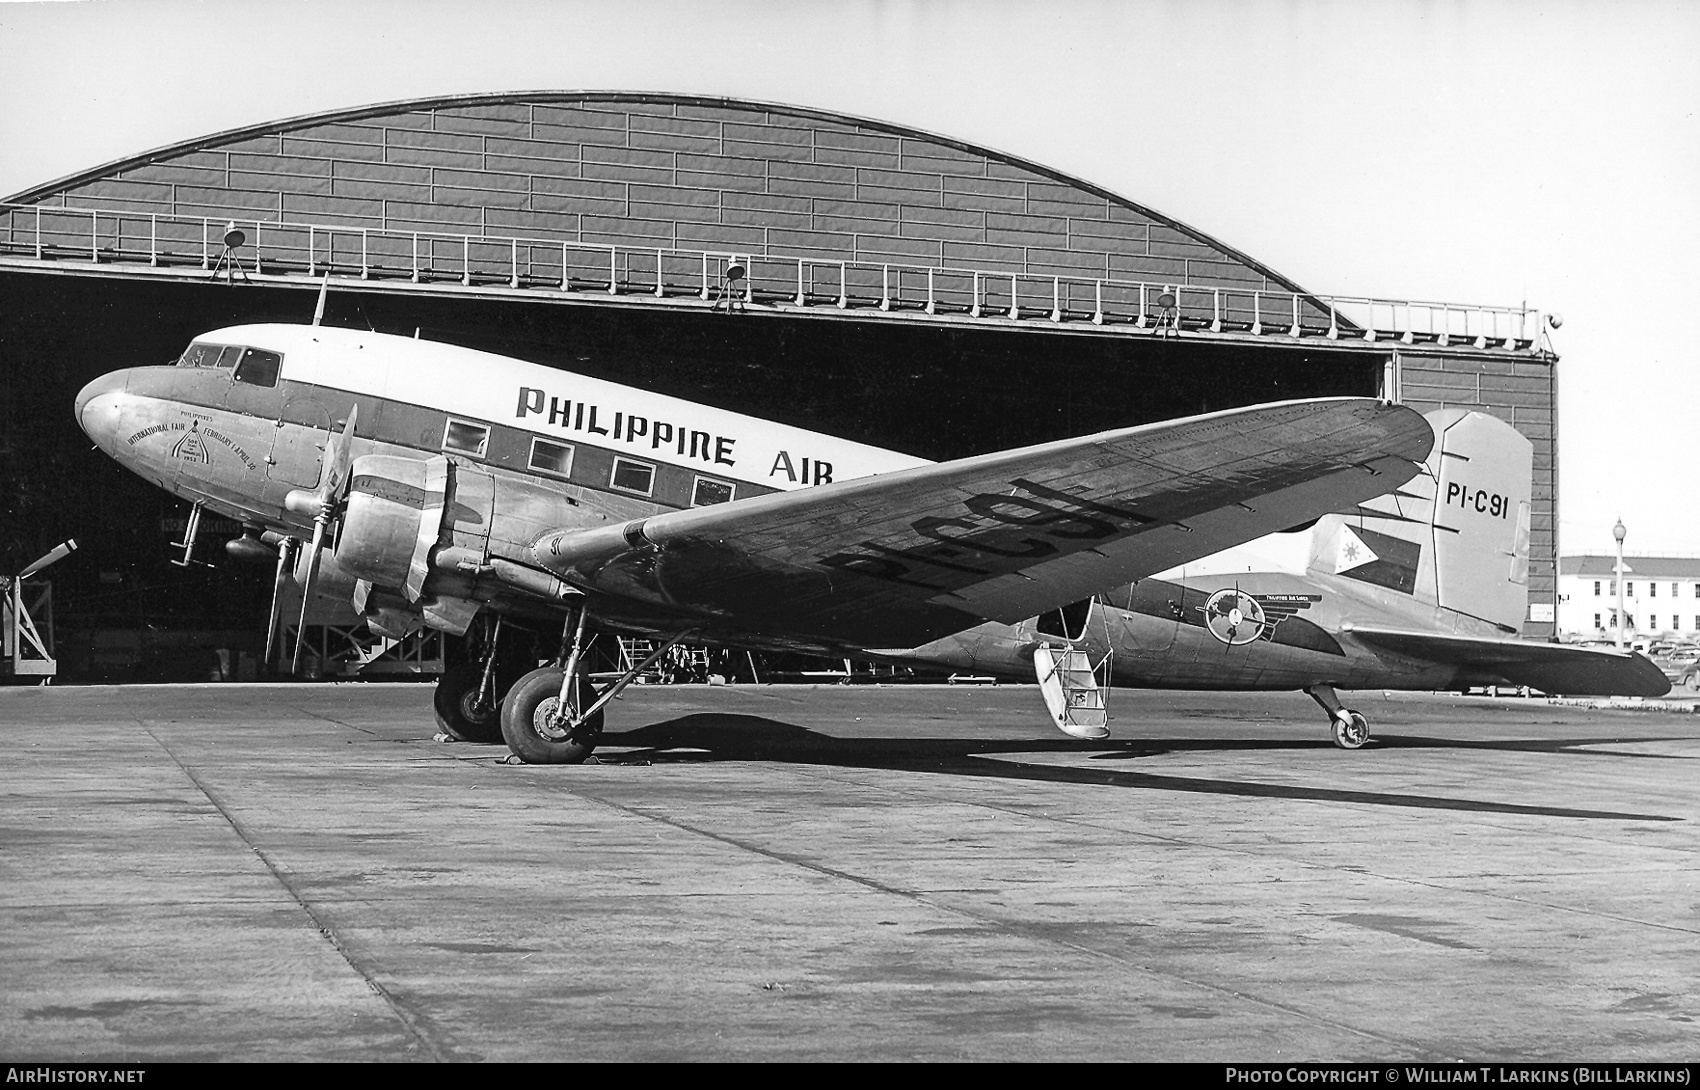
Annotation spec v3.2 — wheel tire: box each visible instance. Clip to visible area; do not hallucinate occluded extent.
[433,663,505,743]
[1331,710,1370,750]
[500,664,605,764]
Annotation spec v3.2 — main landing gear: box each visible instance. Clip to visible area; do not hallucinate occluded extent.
[1306,684,1371,749]
[501,661,606,764]
[497,607,696,765]
[434,616,534,744]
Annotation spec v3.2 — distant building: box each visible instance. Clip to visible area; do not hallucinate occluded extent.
[1558,556,1700,642]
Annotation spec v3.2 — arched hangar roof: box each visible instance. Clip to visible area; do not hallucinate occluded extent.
[7,91,1307,298]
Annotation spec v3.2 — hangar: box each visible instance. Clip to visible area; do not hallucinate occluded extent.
[0,92,1560,677]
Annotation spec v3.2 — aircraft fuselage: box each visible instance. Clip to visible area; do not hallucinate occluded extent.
[77,325,927,539]
[899,569,1505,694]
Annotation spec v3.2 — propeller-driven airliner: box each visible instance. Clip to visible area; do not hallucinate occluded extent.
[77,316,1465,761]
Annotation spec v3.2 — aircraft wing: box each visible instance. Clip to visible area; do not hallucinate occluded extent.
[533,397,1433,652]
[1346,627,1672,697]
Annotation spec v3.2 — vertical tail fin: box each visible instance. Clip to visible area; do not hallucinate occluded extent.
[1308,409,1533,631]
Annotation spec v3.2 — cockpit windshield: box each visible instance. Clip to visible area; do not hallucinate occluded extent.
[233,348,282,387]
[178,341,282,388]
[178,343,221,368]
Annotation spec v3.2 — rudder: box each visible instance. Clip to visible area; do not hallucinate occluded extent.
[1309,409,1533,630]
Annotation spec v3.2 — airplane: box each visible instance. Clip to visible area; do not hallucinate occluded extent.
[73,318,1438,763]
[883,407,1671,747]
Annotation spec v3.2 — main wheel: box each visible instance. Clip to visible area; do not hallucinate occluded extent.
[434,663,505,743]
[1331,710,1370,750]
[500,664,605,764]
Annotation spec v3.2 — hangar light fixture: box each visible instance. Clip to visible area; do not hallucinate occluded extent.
[713,255,749,313]
[211,221,249,285]
[1154,288,1180,337]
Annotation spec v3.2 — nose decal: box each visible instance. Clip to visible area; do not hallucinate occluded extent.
[169,420,213,464]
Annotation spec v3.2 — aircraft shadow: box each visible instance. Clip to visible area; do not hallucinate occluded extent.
[577,714,1683,822]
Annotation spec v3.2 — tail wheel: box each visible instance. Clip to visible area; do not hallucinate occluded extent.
[433,663,504,743]
[1331,710,1370,750]
[500,664,605,764]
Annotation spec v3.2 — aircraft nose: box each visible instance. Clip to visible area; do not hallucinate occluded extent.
[75,371,129,449]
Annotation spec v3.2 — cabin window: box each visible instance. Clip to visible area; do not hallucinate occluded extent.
[442,419,490,458]
[213,345,243,369]
[610,457,655,496]
[528,438,575,478]
[233,348,282,388]
[691,477,734,507]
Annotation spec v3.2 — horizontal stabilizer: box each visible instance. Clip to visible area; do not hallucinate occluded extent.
[1347,626,1671,697]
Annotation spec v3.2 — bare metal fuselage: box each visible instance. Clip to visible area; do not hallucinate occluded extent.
[897,569,1502,693]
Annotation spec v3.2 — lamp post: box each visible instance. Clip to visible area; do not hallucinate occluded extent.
[1613,519,1627,650]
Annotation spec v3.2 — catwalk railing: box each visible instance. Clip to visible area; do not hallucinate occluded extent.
[0,202,1546,349]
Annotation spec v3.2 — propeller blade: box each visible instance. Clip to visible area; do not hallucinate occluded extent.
[291,521,328,675]
[264,539,293,666]
[317,404,359,504]
[288,408,356,674]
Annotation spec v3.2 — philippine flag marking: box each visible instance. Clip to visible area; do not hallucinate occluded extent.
[1335,526,1379,573]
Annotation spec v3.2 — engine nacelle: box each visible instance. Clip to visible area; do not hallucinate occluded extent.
[334,455,430,590]
[332,453,605,612]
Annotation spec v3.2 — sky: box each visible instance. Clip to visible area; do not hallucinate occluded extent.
[2,0,1696,556]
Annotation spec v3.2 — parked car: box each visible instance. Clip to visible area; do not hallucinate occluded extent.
[1652,647,1700,690]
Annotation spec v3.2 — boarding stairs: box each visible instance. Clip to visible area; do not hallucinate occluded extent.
[1033,644,1111,740]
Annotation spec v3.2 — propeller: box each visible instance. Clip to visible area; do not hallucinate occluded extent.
[288,406,359,675]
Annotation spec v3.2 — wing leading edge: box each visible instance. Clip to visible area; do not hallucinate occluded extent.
[530,397,1435,652]
[1347,627,1672,697]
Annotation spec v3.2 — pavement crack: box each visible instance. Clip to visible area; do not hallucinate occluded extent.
[137,719,451,1062]
[545,782,1455,1061]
